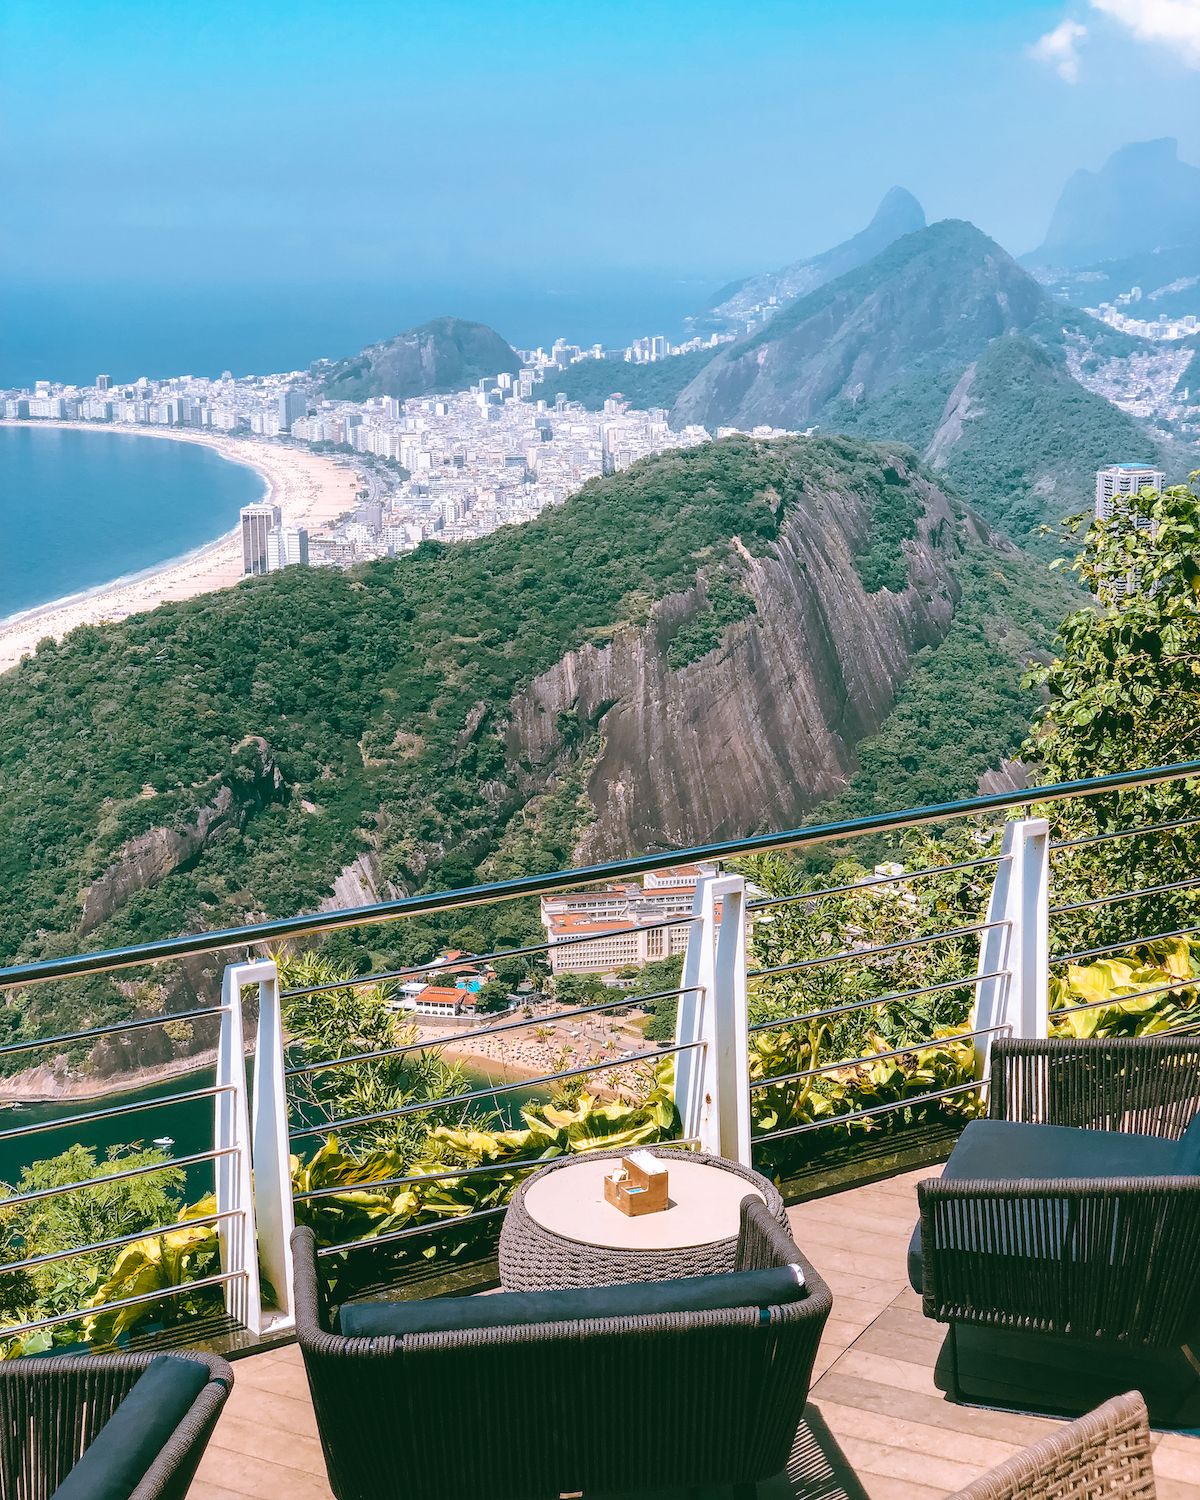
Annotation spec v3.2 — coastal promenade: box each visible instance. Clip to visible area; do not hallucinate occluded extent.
[0,423,359,673]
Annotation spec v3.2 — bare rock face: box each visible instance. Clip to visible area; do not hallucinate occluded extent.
[507,462,980,858]
[324,850,403,910]
[79,740,285,933]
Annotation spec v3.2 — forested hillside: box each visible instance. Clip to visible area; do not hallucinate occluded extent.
[0,436,1071,1073]
[672,220,1170,547]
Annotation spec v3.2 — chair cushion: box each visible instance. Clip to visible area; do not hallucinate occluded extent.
[1174,1111,1200,1175]
[51,1355,214,1500]
[338,1263,806,1339]
[907,1118,1181,1293]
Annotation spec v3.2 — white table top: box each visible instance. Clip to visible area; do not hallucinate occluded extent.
[523,1156,764,1250]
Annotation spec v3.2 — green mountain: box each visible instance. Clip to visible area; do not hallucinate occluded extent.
[706,186,927,326]
[0,436,1069,1077]
[319,316,520,401]
[671,220,1168,544]
[534,348,717,411]
[1033,139,1200,268]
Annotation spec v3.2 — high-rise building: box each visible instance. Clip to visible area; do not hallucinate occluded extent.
[241,502,281,575]
[96,374,112,391]
[1095,463,1165,525]
[1094,464,1166,603]
[266,525,310,571]
[278,389,307,432]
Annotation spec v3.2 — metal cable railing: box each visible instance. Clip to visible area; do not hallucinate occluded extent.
[4,759,1196,993]
[2,758,1199,1346]
[288,1038,705,1142]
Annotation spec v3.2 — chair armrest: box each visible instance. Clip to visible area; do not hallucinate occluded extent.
[291,1225,335,1344]
[989,1036,1200,1137]
[917,1174,1200,1345]
[945,1391,1152,1500]
[735,1197,832,1316]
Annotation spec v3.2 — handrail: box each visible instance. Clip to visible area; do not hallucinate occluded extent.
[2,759,1196,992]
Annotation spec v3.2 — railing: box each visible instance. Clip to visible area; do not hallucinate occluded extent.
[0,759,1197,1349]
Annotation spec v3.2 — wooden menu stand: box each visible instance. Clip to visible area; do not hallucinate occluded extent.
[603,1152,669,1217]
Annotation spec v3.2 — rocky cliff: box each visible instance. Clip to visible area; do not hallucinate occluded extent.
[79,739,285,932]
[507,454,985,856]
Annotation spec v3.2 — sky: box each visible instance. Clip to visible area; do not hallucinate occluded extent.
[2,0,1200,294]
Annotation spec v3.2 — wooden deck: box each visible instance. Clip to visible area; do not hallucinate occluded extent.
[191,1166,1200,1499]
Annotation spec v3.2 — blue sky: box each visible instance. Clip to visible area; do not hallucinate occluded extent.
[3,0,1199,290]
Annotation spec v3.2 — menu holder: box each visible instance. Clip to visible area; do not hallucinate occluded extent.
[603,1151,669,1217]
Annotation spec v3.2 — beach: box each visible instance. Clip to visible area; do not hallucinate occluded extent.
[0,422,360,674]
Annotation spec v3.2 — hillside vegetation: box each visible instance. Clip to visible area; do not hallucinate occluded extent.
[0,436,1070,1068]
[672,220,1170,547]
[533,348,717,411]
[319,317,520,401]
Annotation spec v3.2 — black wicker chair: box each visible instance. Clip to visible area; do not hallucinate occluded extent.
[0,1350,232,1500]
[293,1198,833,1500]
[910,1036,1200,1406]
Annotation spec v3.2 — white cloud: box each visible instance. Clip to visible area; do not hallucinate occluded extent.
[1090,0,1200,68]
[1029,18,1088,82]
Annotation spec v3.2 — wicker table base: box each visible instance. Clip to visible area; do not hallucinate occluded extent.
[498,1147,788,1290]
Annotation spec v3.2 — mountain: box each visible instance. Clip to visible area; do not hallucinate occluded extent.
[320,316,521,401]
[706,187,926,326]
[1032,139,1200,268]
[672,220,1167,542]
[0,436,1069,1078]
[1032,243,1200,321]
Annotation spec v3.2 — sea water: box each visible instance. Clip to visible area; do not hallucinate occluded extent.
[0,424,264,619]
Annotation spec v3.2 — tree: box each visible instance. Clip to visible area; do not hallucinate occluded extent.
[472,981,512,1015]
[279,952,479,1158]
[1023,475,1200,953]
[0,1144,183,1322]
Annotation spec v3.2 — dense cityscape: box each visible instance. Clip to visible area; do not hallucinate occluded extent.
[0,328,803,576]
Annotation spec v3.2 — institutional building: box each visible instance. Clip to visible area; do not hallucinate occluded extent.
[541,864,719,976]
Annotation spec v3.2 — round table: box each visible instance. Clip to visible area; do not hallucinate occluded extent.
[498,1147,788,1290]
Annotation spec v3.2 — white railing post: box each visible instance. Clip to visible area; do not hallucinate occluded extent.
[674,872,751,1164]
[973,817,1050,1080]
[218,958,296,1335]
[250,958,296,1331]
[216,963,263,1334]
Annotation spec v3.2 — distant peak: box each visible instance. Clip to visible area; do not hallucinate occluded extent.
[872,186,926,228]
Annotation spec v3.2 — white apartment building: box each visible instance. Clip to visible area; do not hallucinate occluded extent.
[1095,463,1165,525]
[1094,463,1166,603]
[266,525,309,571]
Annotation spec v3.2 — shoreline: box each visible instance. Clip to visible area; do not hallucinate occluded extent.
[0,421,361,674]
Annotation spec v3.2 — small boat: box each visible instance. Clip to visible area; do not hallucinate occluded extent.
[152,1135,175,1150]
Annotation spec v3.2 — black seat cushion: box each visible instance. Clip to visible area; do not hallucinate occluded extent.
[51,1354,216,1500]
[907,1118,1180,1293]
[339,1263,806,1339]
[1174,1111,1200,1174]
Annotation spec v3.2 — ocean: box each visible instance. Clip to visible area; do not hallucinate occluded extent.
[0,425,264,620]
[0,275,717,390]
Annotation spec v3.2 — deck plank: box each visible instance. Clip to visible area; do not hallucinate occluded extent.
[191,1166,1200,1498]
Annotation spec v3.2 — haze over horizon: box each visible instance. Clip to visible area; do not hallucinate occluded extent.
[5,0,1200,295]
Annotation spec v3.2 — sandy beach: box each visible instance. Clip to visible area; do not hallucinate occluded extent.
[0,422,361,674]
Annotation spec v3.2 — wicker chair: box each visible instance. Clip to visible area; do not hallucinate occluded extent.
[0,1350,232,1500]
[292,1198,833,1500]
[912,1037,1200,1406]
[945,1391,1156,1500]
